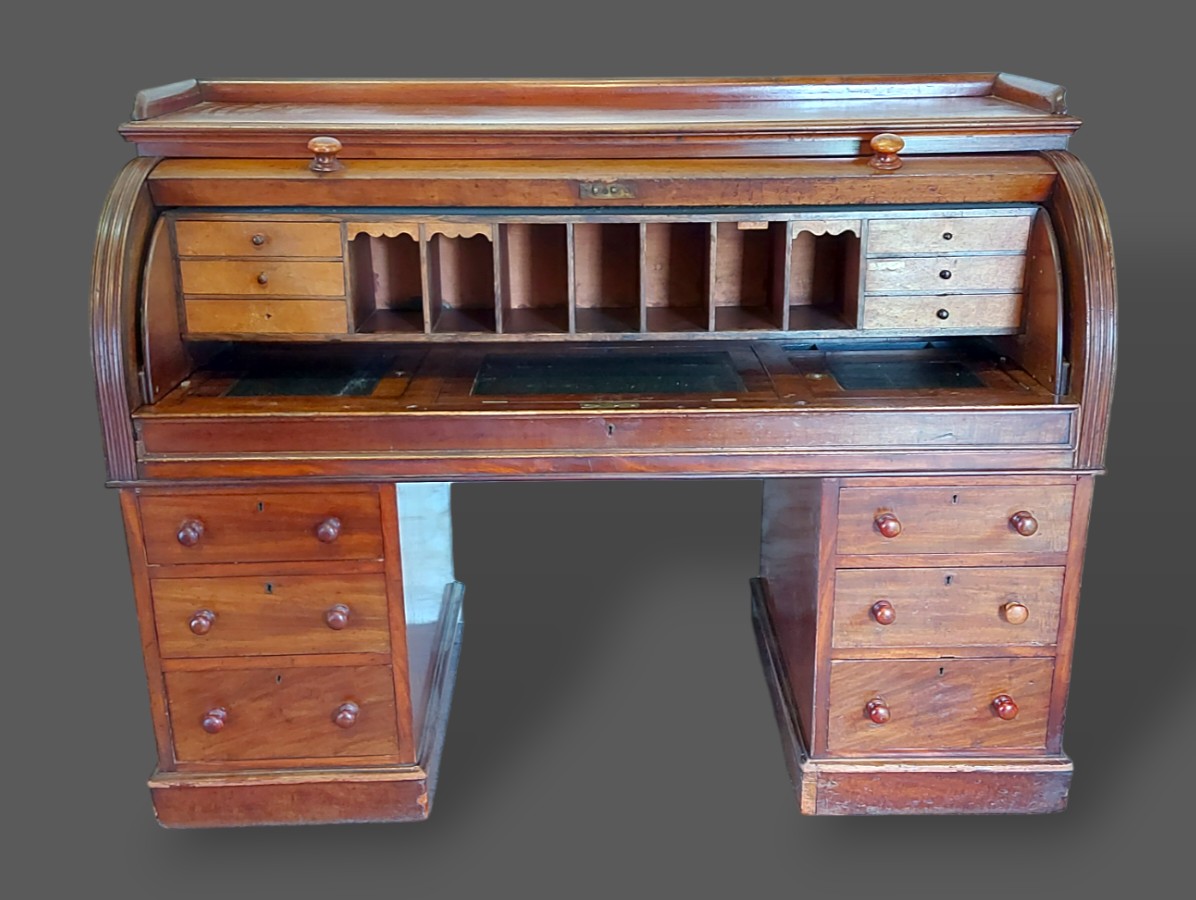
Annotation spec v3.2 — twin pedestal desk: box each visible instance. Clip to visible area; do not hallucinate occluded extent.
[91,75,1116,825]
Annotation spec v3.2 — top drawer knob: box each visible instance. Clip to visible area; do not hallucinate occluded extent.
[865,698,891,724]
[308,136,343,173]
[1009,511,1039,536]
[868,133,905,171]
[316,517,342,543]
[992,694,1020,720]
[1002,602,1030,625]
[874,512,902,539]
[201,707,228,734]
[871,600,896,625]
[176,519,205,547]
[334,701,359,729]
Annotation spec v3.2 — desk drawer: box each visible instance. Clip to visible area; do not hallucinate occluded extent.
[180,259,345,297]
[836,484,1074,557]
[864,256,1025,294]
[139,490,384,565]
[184,298,349,335]
[866,216,1032,256]
[832,567,1064,652]
[860,294,1022,331]
[826,658,1053,755]
[174,220,342,258]
[166,665,399,763]
[152,573,391,658]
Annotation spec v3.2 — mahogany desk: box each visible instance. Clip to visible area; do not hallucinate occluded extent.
[91,75,1116,825]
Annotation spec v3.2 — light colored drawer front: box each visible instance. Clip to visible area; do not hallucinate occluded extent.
[139,490,383,565]
[867,216,1032,256]
[860,294,1022,331]
[837,484,1074,557]
[865,256,1025,294]
[175,220,342,258]
[826,657,1053,755]
[832,567,1064,651]
[185,299,349,335]
[153,573,391,658]
[180,259,345,297]
[166,665,399,762]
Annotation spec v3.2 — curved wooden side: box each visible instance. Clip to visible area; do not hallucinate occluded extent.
[1042,151,1117,470]
[91,158,159,481]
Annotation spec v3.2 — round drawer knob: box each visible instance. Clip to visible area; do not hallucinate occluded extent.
[936,308,951,320]
[256,271,269,285]
[942,231,954,241]
[871,600,896,625]
[865,698,891,724]
[868,133,905,171]
[334,701,359,729]
[992,694,1019,720]
[325,603,351,630]
[176,519,205,547]
[874,512,902,539]
[1003,601,1030,625]
[201,707,228,734]
[251,233,266,246]
[316,516,342,543]
[939,269,952,280]
[308,135,344,173]
[1010,511,1039,536]
[189,609,216,635]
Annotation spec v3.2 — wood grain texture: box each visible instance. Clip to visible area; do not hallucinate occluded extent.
[174,219,342,257]
[866,215,1031,255]
[180,259,345,297]
[379,484,417,762]
[184,299,349,335]
[140,217,190,402]
[865,255,1025,294]
[860,293,1021,330]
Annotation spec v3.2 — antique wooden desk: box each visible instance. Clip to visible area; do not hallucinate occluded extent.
[91,75,1115,825]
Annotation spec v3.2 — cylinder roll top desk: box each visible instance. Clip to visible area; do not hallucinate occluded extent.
[90,74,1116,825]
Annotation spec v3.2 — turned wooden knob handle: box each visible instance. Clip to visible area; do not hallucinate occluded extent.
[189,609,216,635]
[176,519,205,546]
[992,694,1019,720]
[865,698,891,724]
[316,516,342,543]
[871,600,896,625]
[325,603,351,630]
[874,512,902,538]
[869,133,905,171]
[256,271,269,285]
[334,701,359,729]
[308,136,343,173]
[1010,511,1039,536]
[202,707,228,734]
[1003,601,1030,625]
[251,233,266,246]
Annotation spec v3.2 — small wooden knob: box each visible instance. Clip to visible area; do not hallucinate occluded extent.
[869,133,905,171]
[871,600,896,625]
[251,233,266,246]
[936,308,951,320]
[1003,602,1030,625]
[939,269,952,280]
[308,136,343,173]
[176,519,205,547]
[334,701,359,729]
[201,707,228,734]
[992,694,1019,720]
[189,609,216,635]
[325,603,351,630]
[865,698,891,724]
[316,517,342,543]
[256,271,269,285]
[874,512,902,539]
[1010,511,1039,536]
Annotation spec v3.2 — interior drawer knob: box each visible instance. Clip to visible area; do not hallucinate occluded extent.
[308,135,344,173]
[316,516,342,543]
[251,233,266,246]
[325,603,351,630]
[334,701,360,729]
[176,519,205,547]
[865,698,891,724]
[871,600,896,625]
[874,512,902,538]
[201,707,228,734]
[992,694,1019,720]
[189,609,216,635]
[1009,511,1039,536]
[256,271,269,285]
[868,133,904,171]
[1002,602,1030,625]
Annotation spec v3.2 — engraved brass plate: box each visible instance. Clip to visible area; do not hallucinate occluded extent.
[578,181,637,200]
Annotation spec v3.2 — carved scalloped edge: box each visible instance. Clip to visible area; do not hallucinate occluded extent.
[1041,151,1117,470]
[347,222,419,240]
[792,220,861,236]
[424,224,493,241]
[91,158,158,482]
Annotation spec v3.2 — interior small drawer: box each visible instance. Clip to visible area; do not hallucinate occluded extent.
[832,566,1064,652]
[152,573,391,658]
[860,293,1022,331]
[866,216,1032,256]
[174,220,343,258]
[184,298,349,335]
[864,256,1025,294]
[139,489,384,565]
[836,484,1074,557]
[826,657,1053,755]
[166,665,400,763]
[179,259,345,297]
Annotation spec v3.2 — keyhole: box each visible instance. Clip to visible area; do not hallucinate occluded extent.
[945,574,953,586]
[257,501,265,512]
[276,675,283,684]
[606,424,615,436]
[265,582,273,594]
[939,667,946,676]
[951,494,959,504]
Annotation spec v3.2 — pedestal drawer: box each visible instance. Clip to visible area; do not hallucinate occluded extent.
[166,665,399,763]
[152,573,391,658]
[826,658,1053,755]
